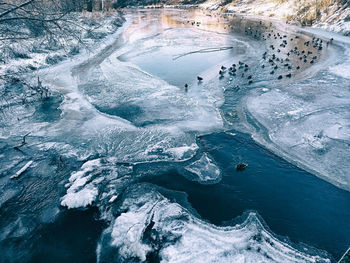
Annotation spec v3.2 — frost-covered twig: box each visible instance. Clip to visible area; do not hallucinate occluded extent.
[10,160,33,179]
[173,46,233,60]
[0,0,34,19]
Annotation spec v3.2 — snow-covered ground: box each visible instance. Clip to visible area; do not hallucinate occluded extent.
[316,2,350,36]
[113,0,349,36]
[0,11,125,77]
[198,0,350,36]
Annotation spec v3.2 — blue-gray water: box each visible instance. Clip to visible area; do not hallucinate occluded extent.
[141,131,350,260]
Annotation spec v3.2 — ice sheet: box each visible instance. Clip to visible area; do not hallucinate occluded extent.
[97,184,331,263]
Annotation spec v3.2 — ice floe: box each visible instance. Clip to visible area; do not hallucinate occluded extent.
[61,157,135,209]
[61,159,102,208]
[185,153,221,183]
[97,184,331,263]
[246,67,350,190]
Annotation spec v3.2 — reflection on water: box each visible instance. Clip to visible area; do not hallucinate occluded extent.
[121,8,325,88]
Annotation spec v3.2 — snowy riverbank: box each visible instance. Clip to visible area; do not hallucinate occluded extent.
[199,0,350,36]
[0,11,124,78]
[125,0,350,36]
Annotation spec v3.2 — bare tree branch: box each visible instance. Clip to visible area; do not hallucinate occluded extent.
[0,0,35,19]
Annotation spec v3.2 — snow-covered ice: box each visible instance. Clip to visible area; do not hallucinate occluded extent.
[97,184,331,263]
[246,42,350,190]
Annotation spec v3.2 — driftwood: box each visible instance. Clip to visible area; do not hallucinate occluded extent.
[11,160,33,179]
[173,46,233,60]
[13,132,31,150]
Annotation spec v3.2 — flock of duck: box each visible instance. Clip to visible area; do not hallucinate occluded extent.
[180,13,333,171]
[183,15,334,92]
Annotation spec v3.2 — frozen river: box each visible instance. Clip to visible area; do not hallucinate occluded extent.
[0,8,350,262]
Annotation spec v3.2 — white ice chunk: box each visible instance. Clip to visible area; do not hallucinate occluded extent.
[61,185,98,209]
[109,195,118,203]
[164,143,199,161]
[61,159,102,209]
[185,153,221,183]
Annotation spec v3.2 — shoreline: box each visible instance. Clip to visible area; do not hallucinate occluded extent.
[134,3,350,37]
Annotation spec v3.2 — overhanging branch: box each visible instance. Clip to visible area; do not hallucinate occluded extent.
[0,0,35,19]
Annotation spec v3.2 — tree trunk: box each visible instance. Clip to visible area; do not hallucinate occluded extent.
[86,0,93,12]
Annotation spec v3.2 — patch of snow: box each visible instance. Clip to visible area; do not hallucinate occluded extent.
[61,159,102,209]
[61,185,98,209]
[165,143,199,161]
[329,45,350,79]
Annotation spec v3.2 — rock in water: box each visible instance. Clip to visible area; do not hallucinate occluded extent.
[236,163,248,171]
